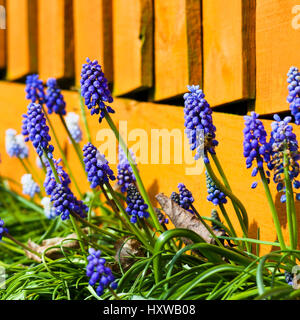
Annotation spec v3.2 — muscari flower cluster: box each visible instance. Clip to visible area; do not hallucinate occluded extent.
[117,146,136,193]
[287,66,300,125]
[268,115,300,202]
[205,171,227,206]
[0,218,8,240]
[183,85,218,162]
[44,159,87,220]
[45,78,66,115]
[83,142,115,189]
[41,197,56,219]
[125,184,149,223]
[178,183,194,211]
[5,129,29,159]
[170,191,180,205]
[21,174,40,198]
[243,112,271,188]
[21,103,54,158]
[65,112,83,143]
[80,58,114,122]
[211,209,222,232]
[86,248,117,296]
[25,74,45,104]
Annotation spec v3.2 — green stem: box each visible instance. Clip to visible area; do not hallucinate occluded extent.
[219,203,237,238]
[69,215,87,258]
[205,162,251,252]
[191,204,224,248]
[283,150,297,250]
[258,167,286,251]
[24,157,43,186]
[59,114,86,174]
[79,92,92,143]
[211,153,248,235]
[19,158,30,173]
[42,105,83,198]
[70,211,120,240]
[104,110,163,233]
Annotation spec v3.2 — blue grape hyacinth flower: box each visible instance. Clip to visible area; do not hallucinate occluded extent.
[243,112,271,188]
[25,74,46,104]
[21,174,40,198]
[83,142,116,189]
[86,248,118,296]
[0,218,8,240]
[117,146,136,193]
[178,183,194,211]
[80,58,114,123]
[125,184,149,223]
[269,114,300,202]
[5,129,29,159]
[50,183,87,221]
[183,85,218,163]
[205,171,227,205]
[287,66,300,125]
[21,103,54,158]
[45,78,66,115]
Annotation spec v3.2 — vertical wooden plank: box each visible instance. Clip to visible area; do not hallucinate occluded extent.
[203,0,255,107]
[38,0,74,81]
[73,0,113,87]
[6,0,37,80]
[256,0,300,115]
[0,0,6,70]
[154,0,202,101]
[113,0,153,95]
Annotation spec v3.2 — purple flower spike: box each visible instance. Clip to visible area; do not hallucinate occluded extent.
[183,85,218,162]
[45,78,66,115]
[25,74,46,104]
[86,248,117,296]
[243,112,271,188]
[80,58,114,122]
[269,114,300,202]
[21,103,54,158]
[287,66,300,125]
[117,146,136,193]
[125,184,149,223]
[206,171,227,205]
[0,218,8,240]
[83,142,116,189]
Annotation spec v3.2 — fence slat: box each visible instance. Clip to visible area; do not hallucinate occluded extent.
[203,0,255,107]
[0,0,5,70]
[256,0,300,115]
[112,0,153,96]
[154,0,202,101]
[73,0,113,87]
[6,0,37,80]
[37,0,74,81]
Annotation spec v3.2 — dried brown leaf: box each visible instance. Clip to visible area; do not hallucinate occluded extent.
[155,193,216,245]
[25,233,81,263]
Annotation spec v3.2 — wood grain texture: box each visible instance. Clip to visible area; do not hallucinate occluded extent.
[0,0,5,70]
[6,0,37,80]
[1,81,299,254]
[73,0,113,87]
[37,0,74,81]
[203,0,255,107]
[112,0,153,96]
[154,0,202,101]
[256,0,300,115]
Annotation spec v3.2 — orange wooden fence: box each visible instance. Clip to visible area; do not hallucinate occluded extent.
[0,1,300,254]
